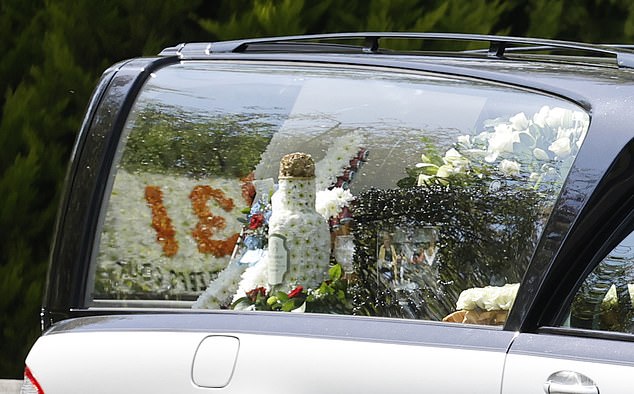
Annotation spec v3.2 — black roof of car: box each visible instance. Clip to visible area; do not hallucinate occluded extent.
[160,32,634,114]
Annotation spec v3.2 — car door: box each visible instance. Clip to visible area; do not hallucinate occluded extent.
[503,229,634,394]
[25,313,514,393]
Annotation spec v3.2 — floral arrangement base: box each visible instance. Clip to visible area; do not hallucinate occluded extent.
[442,309,508,325]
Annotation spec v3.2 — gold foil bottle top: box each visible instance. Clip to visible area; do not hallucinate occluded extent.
[279,152,315,178]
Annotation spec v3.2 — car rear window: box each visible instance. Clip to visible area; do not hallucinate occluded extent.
[89,61,589,324]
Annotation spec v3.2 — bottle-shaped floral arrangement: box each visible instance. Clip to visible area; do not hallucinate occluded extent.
[267,152,331,289]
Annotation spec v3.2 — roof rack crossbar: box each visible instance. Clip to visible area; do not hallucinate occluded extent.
[488,41,506,58]
[363,36,379,53]
[199,32,634,68]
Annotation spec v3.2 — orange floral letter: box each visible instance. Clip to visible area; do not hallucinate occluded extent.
[189,185,239,257]
[144,186,178,257]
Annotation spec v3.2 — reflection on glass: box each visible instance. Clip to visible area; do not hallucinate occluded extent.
[92,62,590,325]
[570,231,634,332]
[334,235,355,274]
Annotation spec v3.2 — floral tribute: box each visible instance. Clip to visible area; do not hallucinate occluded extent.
[348,106,590,322]
[144,186,178,257]
[236,152,332,296]
[189,185,239,257]
[315,133,367,190]
[409,106,590,325]
[442,283,519,325]
[413,106,589,193]
[231,264,352,314]
[238,179,274,253]
[95,170,246,297]
[193,133,367,310]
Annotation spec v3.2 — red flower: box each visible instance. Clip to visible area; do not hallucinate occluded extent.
[246,287,267,302]
[287,286,304,298]
[248,213,265,230]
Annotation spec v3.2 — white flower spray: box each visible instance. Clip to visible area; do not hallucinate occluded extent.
[416,106,589,187]
[194,132,364,309]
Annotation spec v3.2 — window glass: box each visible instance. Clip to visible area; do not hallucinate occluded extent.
[90,61,589,324]
[566,231,634,333]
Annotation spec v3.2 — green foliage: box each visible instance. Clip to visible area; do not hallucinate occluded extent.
[505,0,631,43]
[121,107,274,178]
[231,264,352,313]
[199,0,510,50]
[305,264,353,314]
[199,0,313,38]
[0,4,93,377]
[571,259,634,332]
[0,0,210,379]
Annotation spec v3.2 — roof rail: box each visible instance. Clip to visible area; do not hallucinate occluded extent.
[160,32,634,69]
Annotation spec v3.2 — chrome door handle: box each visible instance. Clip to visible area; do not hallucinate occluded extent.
[543,371,599,394]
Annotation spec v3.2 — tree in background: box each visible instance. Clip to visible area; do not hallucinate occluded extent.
[2,0,634,378]
[0,0,207,378]
[198,0,510,40]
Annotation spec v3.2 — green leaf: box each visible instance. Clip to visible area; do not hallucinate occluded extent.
[231,297,249,309]
[281,300,297,312]
[328,264,342,281]
[275,291,289,301]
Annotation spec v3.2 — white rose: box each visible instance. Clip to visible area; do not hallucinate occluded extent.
[509,112,529,131]
[485,151,499,163]
[480,287,499,310]
[546,107,573,129]
[316,189,339,219]
[532,106,550,128]
[499,159,521,176]
[456,288,479,310]
[315,187,353,219]
[533,148,550,161]
[334,187,353,206]
[457,135,472,148]
[548,137,572,158]
[496,283,520,310]
[488,124,520,155]
[443,148,470,170]
[456,284,519,311]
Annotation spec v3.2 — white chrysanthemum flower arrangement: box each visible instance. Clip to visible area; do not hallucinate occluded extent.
[194,134,365,310]
[315,132,365,190]
[95,170,245,296]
